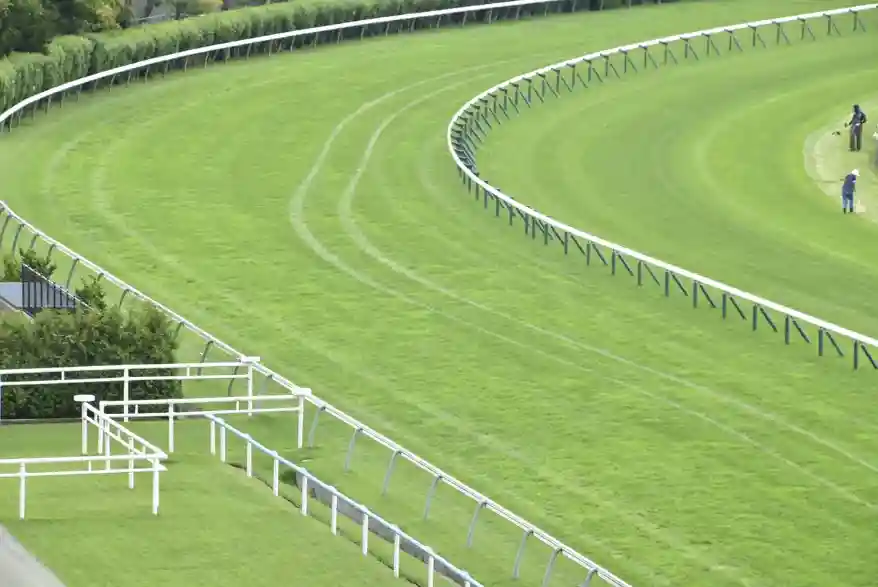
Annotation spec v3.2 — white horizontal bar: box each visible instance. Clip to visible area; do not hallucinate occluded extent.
[0,454,162,465]
[101,393,306,407]
[446,7,877,585]
[0,373,248,387]
[0,466,167,479]
[0,361,251,377]
[107,407,300,421]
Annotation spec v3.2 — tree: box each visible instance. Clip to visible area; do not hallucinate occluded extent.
[53,0,129,34]
[0,0,56,56]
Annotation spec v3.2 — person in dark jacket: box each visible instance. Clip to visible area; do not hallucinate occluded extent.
[845,105,867,151]
[842,169,859,214]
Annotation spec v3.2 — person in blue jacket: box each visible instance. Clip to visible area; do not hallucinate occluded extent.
[842,169,859,214]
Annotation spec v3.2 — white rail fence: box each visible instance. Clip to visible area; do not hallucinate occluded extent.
[448,3,878,370]
[0,399,167,520]
[0,0,585,130]
[0,0,659,584]
[203,414,483,587]
[0,360,263,423]
[98,392,310,452]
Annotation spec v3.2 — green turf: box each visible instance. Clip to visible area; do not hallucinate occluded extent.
[0,1,877,587]
[475,8,878,336]
[0,421,418,587]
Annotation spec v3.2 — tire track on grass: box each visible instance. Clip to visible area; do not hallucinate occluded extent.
[286,72,695,584]
[340,127,878,487]
[405,70,878,477]
[325,74,877,516]
[291,73,850,587]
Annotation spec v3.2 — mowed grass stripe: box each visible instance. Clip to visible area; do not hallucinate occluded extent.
[0,2,876,587]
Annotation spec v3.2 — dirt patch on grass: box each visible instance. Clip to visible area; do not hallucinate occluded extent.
[804,100,878,220]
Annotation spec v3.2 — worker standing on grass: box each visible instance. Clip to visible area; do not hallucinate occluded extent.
[845,104,867,151]
[842,169,859,214]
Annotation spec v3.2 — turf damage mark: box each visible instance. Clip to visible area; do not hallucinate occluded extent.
[804,99,878,219]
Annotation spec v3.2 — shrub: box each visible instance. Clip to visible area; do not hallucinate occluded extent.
[0,269,181,420]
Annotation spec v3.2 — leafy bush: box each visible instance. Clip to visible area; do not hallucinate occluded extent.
[0,266,181,420]
[2,0,597,112]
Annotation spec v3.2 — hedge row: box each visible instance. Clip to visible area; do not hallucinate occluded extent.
[0,252,181,420]
[0,0,681,113]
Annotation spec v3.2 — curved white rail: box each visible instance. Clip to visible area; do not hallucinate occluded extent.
[0,0,571,126]
[447,3,878,369]
[0,2,635,586]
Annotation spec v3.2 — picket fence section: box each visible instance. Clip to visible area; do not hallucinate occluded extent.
[0,1,644,585]
[447,3,878,370]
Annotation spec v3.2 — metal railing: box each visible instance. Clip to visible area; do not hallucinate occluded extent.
[205,414,483,587]
[0,401,167,519]
[99,392,310,452]
[0,0,653,582]
[447,3,878,370]
[0,360,261,423]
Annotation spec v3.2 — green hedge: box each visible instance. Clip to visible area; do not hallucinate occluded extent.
[1,0,596,113]
[0,254,181,420]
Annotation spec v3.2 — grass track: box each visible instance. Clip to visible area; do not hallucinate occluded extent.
[0,1,877,587]
[477,10,878,335]
[0,421,415,587]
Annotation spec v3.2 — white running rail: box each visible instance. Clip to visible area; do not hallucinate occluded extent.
[0,0,576,127]
[0,0,649,582]
[1,2,844,586]
[447,3,878,370]
[204,414,482,587]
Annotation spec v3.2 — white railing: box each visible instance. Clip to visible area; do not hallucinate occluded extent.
[0,2,724,585]
[447,3,878,371]
[0,359,262,423]
[205,415,482,587]
[0,0,580,129]
[0,400,167,519]
[99,392,311,452]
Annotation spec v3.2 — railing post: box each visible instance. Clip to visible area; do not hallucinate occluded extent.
[331,493,338,534]
[152,458,160,515]
[75,394,95,460]
[18,462,26,520]
[272,457,279,496]
[392,530,401,577]
[297,390,308,449]
[210,420,216,455]
[168,402,176,453]
[104,421,112,471]
[241,356,260,416]
[361,510,369,555]
[427,554,435,587]
[220,426,227,462]
[301,475,309,516]
[246,438,253,477]
[128,437,135,489]
[123,366,130,423]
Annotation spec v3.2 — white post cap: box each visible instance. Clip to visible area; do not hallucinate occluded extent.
[73,394,96,403]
